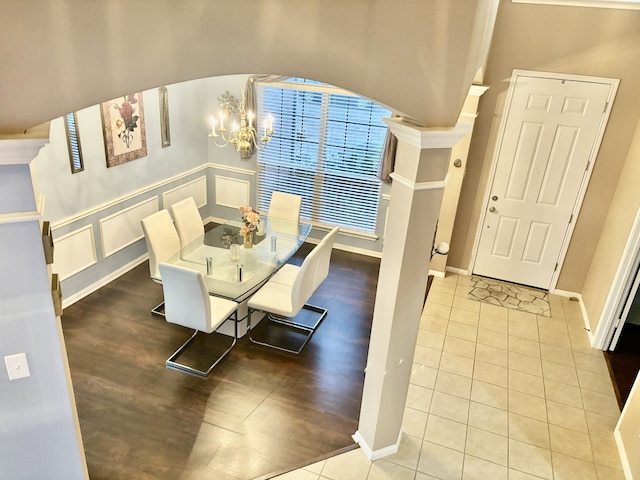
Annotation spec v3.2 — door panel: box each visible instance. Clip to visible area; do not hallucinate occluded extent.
[474,74,611,289]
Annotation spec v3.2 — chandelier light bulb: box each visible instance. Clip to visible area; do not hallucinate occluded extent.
[207,87,276,159]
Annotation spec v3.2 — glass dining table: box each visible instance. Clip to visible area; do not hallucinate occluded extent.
[157,216,312,304]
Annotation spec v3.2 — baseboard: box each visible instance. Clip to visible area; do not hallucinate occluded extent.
[61,254,149,309]
[445,266,469,276]
[614,427,633,479]
[352,429,401,461]
[429,269,446,278]
[551,289,594,344]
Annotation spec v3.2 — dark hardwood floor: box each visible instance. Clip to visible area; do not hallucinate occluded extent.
[61,244,380,480]
[604,323,640,410]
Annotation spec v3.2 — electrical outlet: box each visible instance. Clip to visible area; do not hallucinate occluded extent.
[4,353,30,381]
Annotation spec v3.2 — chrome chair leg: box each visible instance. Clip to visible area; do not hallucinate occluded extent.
[151,301,165,317]
[247,305,326,355]
[166,312,238,377]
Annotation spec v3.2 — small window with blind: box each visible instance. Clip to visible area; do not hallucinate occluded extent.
[64,112,84,174]
[257,79,391,236]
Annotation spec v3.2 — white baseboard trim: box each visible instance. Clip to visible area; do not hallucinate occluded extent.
[445,266,469,276]
[614,429,633,480]
[429,269,446,278]
[551,289,594,344]
[62,254,149,309]
[351,429,401,461]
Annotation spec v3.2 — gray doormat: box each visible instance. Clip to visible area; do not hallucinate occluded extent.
[468,276,551,317]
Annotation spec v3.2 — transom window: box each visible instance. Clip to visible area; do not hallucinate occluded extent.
[257,79,391,235]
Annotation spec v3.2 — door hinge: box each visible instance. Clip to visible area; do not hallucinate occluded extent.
[585,161,591,171]
[554,263,559,272]
[603,101,609,113]
[568,214,573,224]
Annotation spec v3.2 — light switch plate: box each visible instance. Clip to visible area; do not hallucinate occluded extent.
[5,353,30,381]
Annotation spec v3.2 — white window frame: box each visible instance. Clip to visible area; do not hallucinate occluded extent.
[256,80,390,237]
[64,112,84,174]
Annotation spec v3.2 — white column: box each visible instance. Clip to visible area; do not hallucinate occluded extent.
[354,119,472,459]
[0,138,89,479]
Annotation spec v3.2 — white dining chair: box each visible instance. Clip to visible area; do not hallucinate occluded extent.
[159,262,238,377]
[140,209,181,316]
[170,197,204,248]
[247,227,338,354]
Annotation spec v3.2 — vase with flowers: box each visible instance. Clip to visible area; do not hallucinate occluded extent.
[239,206,260,248]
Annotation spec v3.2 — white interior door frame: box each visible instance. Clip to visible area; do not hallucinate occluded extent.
[469,69,619,292]
[593,206,640,349]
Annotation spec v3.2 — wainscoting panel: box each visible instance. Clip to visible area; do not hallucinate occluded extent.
[162,175,207,210]
[99,197,159,258]
[53,224,97,281]
[215,175,250,208]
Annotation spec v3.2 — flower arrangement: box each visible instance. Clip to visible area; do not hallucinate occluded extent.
[239,206,260,236]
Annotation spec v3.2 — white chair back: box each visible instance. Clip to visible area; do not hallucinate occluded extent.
[170,197,204,247]
[141,210,180,280]
[269,191,302,223]
[313,227,339,289]
[158,263,213,333]
[289,242,323,315]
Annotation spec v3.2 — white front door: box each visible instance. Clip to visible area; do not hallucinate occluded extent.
[473,73,614,289]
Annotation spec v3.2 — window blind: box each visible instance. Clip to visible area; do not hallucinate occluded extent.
[257,82,390,234]
[64,113,84,174]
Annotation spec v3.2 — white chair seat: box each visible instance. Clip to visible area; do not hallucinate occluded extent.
[247,227,339,354]
[267,263,299,287]
[206,295,239,333]
[160,262,238,376]
[248,281,297,317]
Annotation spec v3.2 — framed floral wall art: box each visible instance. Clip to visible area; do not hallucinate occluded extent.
[101,92,147,167]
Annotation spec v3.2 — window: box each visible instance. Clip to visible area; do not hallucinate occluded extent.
[257,80,391,235]
[64,112,84,173]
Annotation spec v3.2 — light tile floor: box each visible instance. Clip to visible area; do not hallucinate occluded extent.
[273,274,624,480]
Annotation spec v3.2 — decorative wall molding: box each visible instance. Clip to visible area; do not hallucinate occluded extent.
[383,118,474,149]
[0,138,48,165]
[162,175,207,210]
[53,225,97,281]
[52,164,207,229]
[214,175,250,208]
[208,162,256,176]
[0,211,41,225]
[99,197,159,258]
[388,173,450,191]
[61,254,148,309]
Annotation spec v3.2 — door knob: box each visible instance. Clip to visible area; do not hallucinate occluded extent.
[453,159,462,168]
[489,206,496,213]
[492,195,498,201]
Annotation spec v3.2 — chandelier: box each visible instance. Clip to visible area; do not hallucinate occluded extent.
[208,89,275,159]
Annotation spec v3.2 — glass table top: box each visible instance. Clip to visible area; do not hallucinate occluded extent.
[161,216,312,301]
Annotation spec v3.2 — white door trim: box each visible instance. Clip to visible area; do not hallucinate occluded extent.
[593,206,640,349]
[469,69,619,292]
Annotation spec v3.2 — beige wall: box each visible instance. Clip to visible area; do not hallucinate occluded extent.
[449,0,640,293]
[582,118,640,335]
[0,0,498,135]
